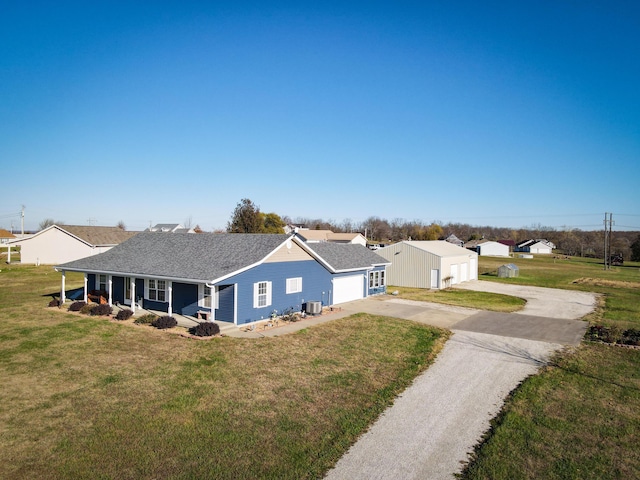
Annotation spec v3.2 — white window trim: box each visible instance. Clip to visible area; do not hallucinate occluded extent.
[286,277,302,294]
[369,270,385,288]
[199,284,219,309]
[253,281,272,308]
[146,278,167,302]
[98,274,107,291]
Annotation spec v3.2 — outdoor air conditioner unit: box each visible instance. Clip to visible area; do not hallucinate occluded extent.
[305,301,322,315]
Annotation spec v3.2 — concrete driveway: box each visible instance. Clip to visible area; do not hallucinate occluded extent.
[325,281,597,480]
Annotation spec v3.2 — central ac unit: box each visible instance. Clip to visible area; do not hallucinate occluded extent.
[305,301,322,315]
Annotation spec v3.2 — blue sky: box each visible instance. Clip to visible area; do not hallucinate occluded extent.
[1,1,639,232]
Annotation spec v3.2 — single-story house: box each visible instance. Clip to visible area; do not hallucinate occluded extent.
[0,229,16,244]
[515,239,554,254]
[11,225,138,265]
[55,233,389,326]
[375,241,478,289]
[466,240,510,257]
[295,229,367,246]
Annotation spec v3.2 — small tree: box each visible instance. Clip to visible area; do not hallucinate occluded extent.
[116,220,126,230]
[261,212,285,233]
[227,199,263,233]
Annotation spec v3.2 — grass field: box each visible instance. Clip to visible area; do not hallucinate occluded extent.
[2,254,639,479]
[458,255,640,480]
[0,264,448,479]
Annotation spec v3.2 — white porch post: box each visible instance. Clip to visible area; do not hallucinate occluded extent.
[83,274,88,303]
[108,275,113,306]
[233,283,238,325]
[61,271,66,303]
[167,281,173,316]
[131,279,136,314]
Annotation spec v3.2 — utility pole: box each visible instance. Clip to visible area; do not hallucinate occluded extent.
[21,205,25,236]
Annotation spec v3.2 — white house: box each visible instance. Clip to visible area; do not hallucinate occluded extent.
[12,225,138,265]
[516,239,554,254]
[466,240,510,257]
[376,241,478,289]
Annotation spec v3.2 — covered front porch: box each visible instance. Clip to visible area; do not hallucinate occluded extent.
[57,270,237,325]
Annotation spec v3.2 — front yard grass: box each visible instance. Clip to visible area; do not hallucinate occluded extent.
[0,264,448,479]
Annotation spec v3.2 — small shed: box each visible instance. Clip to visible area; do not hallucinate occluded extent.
[498,263,519,278]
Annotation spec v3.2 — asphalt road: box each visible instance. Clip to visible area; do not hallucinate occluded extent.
[325,281,597,480]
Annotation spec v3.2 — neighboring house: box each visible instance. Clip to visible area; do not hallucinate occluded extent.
[376,241,478,289]
[497,239,516,252]
[55,233,389,326]
[444,234,464,247]
[515,239,554,254]
[13,225,138,264]
[0,229,16,244]
[295,229,367,246]
[466,240,510,257]
[147,223,195,233]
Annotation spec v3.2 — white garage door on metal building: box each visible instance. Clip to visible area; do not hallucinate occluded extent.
[333,275,365,304]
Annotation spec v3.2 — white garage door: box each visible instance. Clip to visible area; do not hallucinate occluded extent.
[333,275,364,304]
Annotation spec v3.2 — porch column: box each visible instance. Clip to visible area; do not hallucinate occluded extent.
[61,271,66,303]
[83,274,88,303]
[212,286,217,321]
[167,281,173,317]
[131,279,136,314]
[233,283,238,325]
[108,275,113,306]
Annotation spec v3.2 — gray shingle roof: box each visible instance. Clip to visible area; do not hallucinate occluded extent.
[303,242,390,271]
[57,232,291,282]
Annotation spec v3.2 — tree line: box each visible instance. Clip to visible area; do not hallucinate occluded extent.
[225,199,640,261]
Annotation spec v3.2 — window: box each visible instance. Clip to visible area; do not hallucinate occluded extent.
[286,277,302,294]
[148,279,166,302]
[199,285,219,309]
[369,270,385,288]
[98,274,107,292]
[253,281,272,308]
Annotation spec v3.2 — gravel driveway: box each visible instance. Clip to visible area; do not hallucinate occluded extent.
[325,281,598,480]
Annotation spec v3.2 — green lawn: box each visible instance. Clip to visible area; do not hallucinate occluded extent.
[388,285,526,312]
[458,255,640,480]
[0,264,447,479]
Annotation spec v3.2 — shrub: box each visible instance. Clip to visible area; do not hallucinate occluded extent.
[152,316,177,329]
[48,299,60,308]
[80,304,95,315]
[190,322,220,337]
[586,324,623,344]
[621,329,640,346]
[90,304,113,316]
[69,301,87,312]
[115,309,133,321]
[134,314,157,325]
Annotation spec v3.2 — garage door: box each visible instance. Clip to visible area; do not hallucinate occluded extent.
[333,275,364,304]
